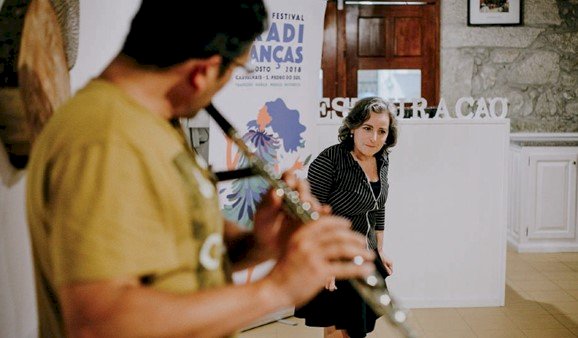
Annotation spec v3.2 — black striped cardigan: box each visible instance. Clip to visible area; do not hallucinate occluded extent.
[307,143,389,250]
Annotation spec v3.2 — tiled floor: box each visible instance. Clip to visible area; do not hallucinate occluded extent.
[239,248,578,337]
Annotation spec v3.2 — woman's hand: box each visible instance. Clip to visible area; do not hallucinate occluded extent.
[380,252,394,276]
[325,277,337,291]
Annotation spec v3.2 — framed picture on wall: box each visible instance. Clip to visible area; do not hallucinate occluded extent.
[468,0,523,26]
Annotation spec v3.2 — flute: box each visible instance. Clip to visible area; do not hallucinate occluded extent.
[205,103,416,338]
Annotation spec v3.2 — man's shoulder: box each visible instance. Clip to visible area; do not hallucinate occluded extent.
[50,79,119,128]
[51,79,166,146]
[58,79,124,117]
[30,80,154,174]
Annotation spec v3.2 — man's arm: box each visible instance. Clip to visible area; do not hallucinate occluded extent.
[224,171,330,271]
[60,216,375,338]
[60,275,284,338]
[223,220,268,271]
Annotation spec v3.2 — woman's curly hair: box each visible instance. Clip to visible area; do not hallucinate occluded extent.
[338,97,398,154]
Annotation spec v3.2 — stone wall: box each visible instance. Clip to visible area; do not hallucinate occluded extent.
[441,0,578,132]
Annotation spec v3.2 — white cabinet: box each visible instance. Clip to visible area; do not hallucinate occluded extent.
[509,143,578,252]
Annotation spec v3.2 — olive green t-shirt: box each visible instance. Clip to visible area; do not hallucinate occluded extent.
[27,79,229,337]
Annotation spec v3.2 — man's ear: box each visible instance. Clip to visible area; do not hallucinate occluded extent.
[187,55,223,91]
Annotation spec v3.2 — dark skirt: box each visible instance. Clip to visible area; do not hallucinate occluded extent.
[294,251,390,338]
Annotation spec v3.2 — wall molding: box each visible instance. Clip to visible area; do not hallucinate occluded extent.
[399,297,505,309]
[510,133,578,142]
[508,238,578,253]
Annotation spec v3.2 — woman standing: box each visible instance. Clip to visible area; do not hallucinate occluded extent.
[295,97,398,338]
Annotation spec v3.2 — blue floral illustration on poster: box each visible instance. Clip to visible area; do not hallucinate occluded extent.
[221,98,310,228]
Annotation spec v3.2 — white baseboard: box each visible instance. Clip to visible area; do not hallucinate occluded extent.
[516,243,578,253]
[400,297,504,309]
[508,237,578,253]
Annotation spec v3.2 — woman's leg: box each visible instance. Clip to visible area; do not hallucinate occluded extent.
[324,326,349,338]
[324,326,337,338]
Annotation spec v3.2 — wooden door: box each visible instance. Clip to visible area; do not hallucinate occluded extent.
[322,0,440,105]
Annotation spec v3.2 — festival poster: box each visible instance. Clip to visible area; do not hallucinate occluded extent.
[207,1,325,303]
[210,0,326,231]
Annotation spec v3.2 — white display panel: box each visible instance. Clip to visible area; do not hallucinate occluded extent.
[316,119,510,308]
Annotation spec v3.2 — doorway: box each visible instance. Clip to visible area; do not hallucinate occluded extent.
[322,0,440,105]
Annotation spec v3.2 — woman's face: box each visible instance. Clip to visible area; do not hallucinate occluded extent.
[351,111,390,158]
[256,105,272,130]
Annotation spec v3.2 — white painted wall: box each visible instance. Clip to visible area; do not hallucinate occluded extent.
[1,1,33,336]
[70,0,141,92]
[0,149,34,338]
[0,1,140,337]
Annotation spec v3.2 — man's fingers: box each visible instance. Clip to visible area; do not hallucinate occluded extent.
[322,242,374,263]
[280,170,325,215]
[267,213,376,305]
[320,204,332,215]
[314,227,367,249]
[304,215,351,230]
[299,215,375,279]
[329,261,375,281]
[297,216,366,248]
[280,169,298,186]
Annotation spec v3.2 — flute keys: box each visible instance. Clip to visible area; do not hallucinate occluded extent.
[379,294,391,306]
[260,164,277,177]
[366,275,378,287]
[394,310,407,323]
[289,191,300,203]
[275,188,285,197]
[295,206,304,216]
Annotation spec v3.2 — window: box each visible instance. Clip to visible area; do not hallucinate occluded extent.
[358,69,421,100]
